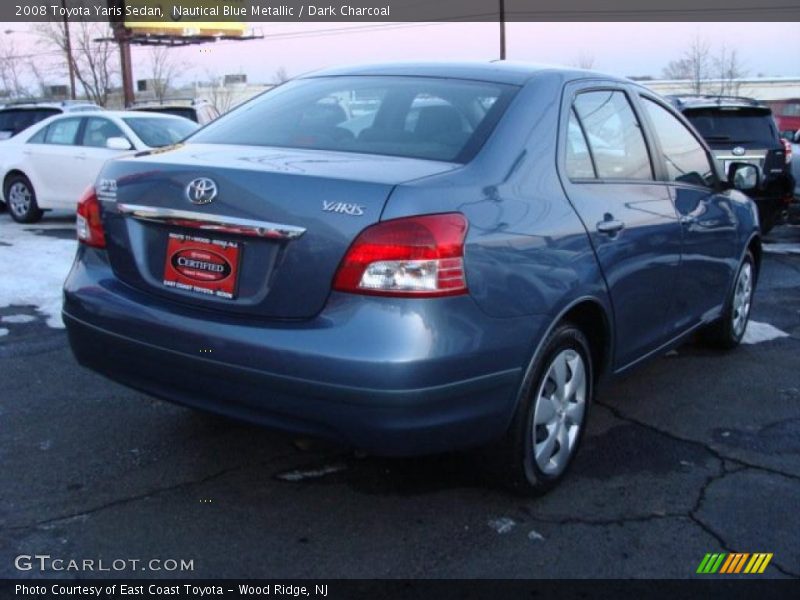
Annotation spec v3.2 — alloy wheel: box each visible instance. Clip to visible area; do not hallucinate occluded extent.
[531,348,587,476]
[8,182,32,218]
[732,261,753,337]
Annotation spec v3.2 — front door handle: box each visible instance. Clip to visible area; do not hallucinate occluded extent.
[596,219,625,235]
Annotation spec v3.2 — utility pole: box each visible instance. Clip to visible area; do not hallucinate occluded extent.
[117,31,134,107]
[499,0,506,60]
[61,0,76,99]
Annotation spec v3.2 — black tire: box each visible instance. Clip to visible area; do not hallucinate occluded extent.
[5,174,43,224]
[483,323,594,495]
[700,251,755,350]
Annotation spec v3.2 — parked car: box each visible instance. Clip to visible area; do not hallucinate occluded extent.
[0,110,198,223]
[131,99,219,125]
[0,100,100,140]
[63,63,761,494]
[765,98,800,139]
[789,131,800,224]
[669,95,794,233]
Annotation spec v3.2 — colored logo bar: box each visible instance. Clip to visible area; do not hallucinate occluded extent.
[696,552,773,574]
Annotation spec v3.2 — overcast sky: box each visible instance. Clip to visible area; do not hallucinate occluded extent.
[7,21,800,86]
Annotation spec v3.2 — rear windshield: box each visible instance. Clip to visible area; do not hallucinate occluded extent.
[684,108,778,145]
[135,106,198,122]
[122,117,198,147]
[0,108,60,139]
[189,76,518,163]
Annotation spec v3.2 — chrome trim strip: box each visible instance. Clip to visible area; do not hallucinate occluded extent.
[117,203,306,240]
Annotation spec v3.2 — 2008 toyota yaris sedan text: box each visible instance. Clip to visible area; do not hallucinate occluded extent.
[63,62,761,493]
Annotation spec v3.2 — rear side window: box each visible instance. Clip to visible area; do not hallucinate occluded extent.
[190,76,518,163]
[565,109,596,179]
[573,91,653,180]
[683,107,777,145]
[641,98,715,188]
[44,118,82,145]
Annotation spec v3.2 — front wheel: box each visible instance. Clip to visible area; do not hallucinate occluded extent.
[5,175,43,224]
[485,324,593,495]
[700,251,755,349]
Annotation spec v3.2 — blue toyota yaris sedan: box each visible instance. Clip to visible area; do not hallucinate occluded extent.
[63,63,761,493]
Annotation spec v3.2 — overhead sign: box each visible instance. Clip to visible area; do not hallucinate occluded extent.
[119,1,248,36]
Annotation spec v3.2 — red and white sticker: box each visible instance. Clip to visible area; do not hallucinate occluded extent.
[163,233,241,299]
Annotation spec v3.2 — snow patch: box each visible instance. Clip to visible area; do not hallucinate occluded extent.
[527,529,545,542]
[763,243,800,255]
[2,314,36,324]
[0,328,8,337]
[275,464,346,482]
[742,321,790,345]
[0,219,76,328]
[488,517,516,534]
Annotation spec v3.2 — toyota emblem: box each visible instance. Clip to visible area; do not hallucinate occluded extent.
[732,146,746,156]
[186,178,218,205]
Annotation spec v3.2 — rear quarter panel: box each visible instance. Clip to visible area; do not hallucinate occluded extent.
[381,73,611,357]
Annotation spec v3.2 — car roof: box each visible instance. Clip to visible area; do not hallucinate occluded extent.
[301,61,628,86]
[41,109,191,120]
[0,100,98,111]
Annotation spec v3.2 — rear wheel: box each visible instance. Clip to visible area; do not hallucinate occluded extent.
[700,251,755,349]
[5,175,43,224]
[486,324,593,495]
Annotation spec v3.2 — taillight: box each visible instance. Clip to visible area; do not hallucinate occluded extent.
[333,213,468,297]
[76,186,106,248]
[782,138,792,164]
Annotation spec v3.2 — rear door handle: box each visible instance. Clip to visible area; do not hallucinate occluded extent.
[596,219,625,235]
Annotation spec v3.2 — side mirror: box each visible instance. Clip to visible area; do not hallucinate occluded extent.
[727,162,760,192]
[106,137,132,151]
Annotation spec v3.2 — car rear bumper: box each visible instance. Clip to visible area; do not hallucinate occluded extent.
[63,248,538,456]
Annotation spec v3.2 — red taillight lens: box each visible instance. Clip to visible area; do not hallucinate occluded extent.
[76,186,106,248]
[782,138,792,164]
[333,213,468,297]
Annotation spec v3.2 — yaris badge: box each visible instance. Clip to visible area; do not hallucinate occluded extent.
[186,178,218,205]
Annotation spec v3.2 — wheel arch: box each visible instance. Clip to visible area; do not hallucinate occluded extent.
[515,296,614,415]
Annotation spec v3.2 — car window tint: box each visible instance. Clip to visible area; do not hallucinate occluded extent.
[44,118,82,145]
[122,117,198,147]
[0,108,60,138]
[641,98,716,188]
[190,76,518,163]
[566,109,596,179]
[27,125,49,144]
[573,91,652,180]
[82,117,126,148]
[683,107,776,145]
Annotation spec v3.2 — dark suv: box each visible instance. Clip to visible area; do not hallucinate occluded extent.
[670,95,794,233]
[0,100,100,140]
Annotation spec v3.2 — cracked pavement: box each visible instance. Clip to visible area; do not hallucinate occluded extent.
[1,223,799,579]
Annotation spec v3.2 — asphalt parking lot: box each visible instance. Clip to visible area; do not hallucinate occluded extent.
[1,214,799,579]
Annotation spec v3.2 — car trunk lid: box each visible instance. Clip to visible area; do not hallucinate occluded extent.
[98,143,459,319]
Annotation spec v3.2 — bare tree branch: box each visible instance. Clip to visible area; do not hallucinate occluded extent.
[146,46,184,103]
[272,66,290,84]
[714,45,747,96]
[35,20,118,106]
[204,71,235,115]
[662,34,711,94]
[0,38,28,98]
